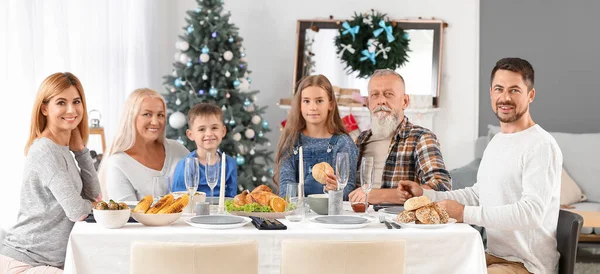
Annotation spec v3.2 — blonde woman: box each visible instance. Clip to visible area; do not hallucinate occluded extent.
[100,88,189,201]
[0,72,101,273]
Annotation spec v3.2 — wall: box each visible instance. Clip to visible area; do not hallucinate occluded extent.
[479,0,600,135]
[169,0,480,170]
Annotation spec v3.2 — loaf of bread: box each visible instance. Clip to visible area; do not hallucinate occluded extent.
[311,162,334,184]
[403,196,432,211]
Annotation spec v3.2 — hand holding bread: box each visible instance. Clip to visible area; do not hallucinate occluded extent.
[311,162,334,185]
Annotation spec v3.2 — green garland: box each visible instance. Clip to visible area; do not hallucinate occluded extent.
[335,11,410,78]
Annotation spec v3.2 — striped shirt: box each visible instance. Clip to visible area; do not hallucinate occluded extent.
[355,117,451,191]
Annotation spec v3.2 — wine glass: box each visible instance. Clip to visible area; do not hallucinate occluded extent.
[152,176,171,203]
[335,152,349,191]
[360,157,374,212]
[184,158,199,214]
[205,152,220,205]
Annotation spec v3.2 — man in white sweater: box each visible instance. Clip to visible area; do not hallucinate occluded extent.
[399,58,562,274]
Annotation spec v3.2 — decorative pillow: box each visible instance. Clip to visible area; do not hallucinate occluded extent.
[487,124,501,143]
[560,167,586,206]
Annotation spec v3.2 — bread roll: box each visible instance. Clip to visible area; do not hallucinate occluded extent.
[432,202,449,224]
[397,210,417,223]
[311,162,334,184]
[416,205,440,224]
[404,196,432,211]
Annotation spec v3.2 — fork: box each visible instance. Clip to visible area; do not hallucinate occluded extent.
[379,214,392,229]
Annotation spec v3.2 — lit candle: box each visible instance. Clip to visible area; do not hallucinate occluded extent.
[218,152,227,214]
[298,146,304,202]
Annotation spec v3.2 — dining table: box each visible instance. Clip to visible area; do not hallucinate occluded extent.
[63,203,487,274]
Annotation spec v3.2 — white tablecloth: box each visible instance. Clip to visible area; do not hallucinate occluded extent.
[64,207,486,274]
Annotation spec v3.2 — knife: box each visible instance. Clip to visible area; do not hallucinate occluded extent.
[389,221,402,229]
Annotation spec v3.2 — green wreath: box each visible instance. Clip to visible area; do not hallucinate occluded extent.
[335,11,410,78]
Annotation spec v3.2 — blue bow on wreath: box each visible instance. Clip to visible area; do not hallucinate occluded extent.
[342,21,360,41]
[359,49,376,65]
[373,20,395,42]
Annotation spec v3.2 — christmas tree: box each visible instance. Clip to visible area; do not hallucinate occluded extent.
[163,0,274,192]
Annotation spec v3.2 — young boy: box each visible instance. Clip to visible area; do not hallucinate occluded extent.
[172,103,238,198]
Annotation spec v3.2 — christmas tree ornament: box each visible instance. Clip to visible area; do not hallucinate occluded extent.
[174,52,182,61]
[258,131,264,138]
[247,77,252,83]
[175,98,181,105]
[240,52,246,57]
[236,155,245,166]
[207,9,211,13]
[245,105,255,112]
[212,32,218,38]
[172,70,177,77]
[228,119,236,126]
[233,79,240,87]
[179,41,189,51]
[199,53,210,63]
[225,93,230,98]
[267,142,271,147]
[200,21,204,25]
[168,111,186,129]
[189,90,194,94]
[233,133,242,141]
[201,46,210,54]
[238,144,247,155]
[243,98,251,106]
[239,64,245,69]
[179,53,190,63]
[187,25,194,33]
[223,51,233,61]
[181,80,187,86]
[214,16,219,20]
[221,105,227,111]
[209,87,218,96]
[234,67,239,72]
[261,176,267,182]
[267,168,274,176]
[174,78,183,87]
[186,61,193,67]
[224,118,229,124]
[240,57,248,62]
[170,88,176,92]
[198,89,205,95]
[244,128,255,139]
[252,177,257,182]
[228,36,234,43]
[240,47,245,53]
[262,120,269,129]
[225,71,231,77]
[251,115,261,125]
[196,7,202,13]
[202,74,208,80]
[249,148,255,155]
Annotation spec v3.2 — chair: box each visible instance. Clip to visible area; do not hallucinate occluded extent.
[281,239,406,274]
[130,241,258,274]
[557,210,583,274]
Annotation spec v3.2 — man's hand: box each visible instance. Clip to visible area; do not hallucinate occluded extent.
[398,180,424,198]
[323,173,338,192]
[349,188,366,203]
[437,200,465,223]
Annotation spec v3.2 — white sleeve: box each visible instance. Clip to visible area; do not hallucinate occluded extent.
[463,142,561,230]
[423,183,480,206]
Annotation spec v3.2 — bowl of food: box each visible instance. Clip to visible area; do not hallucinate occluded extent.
[130,194,188,226]
[93,200,131,229]
[307,194,329,215]
[226,185,288,219]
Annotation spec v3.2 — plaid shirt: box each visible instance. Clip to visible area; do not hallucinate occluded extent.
[355,117,451,191]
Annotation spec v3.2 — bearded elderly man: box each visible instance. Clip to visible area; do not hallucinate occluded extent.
[349,69,451,204]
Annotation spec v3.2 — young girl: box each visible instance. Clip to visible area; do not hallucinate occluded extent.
[0,72,101,272]
[275,75,358,200]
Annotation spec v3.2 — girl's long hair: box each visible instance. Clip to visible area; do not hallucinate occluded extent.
[25,72,89,155]
[272,75,347,190]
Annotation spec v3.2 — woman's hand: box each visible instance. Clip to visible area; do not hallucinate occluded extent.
[69,127,85,152]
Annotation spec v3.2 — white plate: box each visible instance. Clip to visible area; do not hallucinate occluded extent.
[379,206,404,215]
[309,215,372,229]
[392,218,457,229]
[185,216,252,229]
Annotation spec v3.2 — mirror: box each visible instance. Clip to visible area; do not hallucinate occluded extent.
[293,20,444,107]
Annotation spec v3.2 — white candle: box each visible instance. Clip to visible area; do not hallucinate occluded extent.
[218,152,227,214]
[298,146,304,202]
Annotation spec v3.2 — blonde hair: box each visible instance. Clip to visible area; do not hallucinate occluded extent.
[273,74,347,188]
[25,72,89,155]
[105,88,166,157]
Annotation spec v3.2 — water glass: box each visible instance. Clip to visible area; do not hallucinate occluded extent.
[195,202,211,216]
[184,158,200,213]
[335,152,349,191]
[152,176,171,202]
[328,189,343,215]
[285,184,305,222]
[206,152,220,205]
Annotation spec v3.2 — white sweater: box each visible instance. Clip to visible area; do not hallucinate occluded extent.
[424,125,562,274]
[105,139,189,201]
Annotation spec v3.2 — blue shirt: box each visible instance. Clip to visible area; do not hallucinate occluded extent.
[279,133,358,200]
[172,150,238,198]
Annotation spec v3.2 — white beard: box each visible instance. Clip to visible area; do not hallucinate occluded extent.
[370,112,401,139]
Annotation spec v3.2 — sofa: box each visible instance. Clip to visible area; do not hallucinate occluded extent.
[450,125,600,234]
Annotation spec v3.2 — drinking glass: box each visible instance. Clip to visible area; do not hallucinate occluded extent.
[335,152,349,191]
[184,158,199,213]
[360,157,374,211]
[205,152,220,205]
[152,176,171,203]
[285,183,305,222]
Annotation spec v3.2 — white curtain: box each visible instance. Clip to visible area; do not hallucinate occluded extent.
[0,0,165,229]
